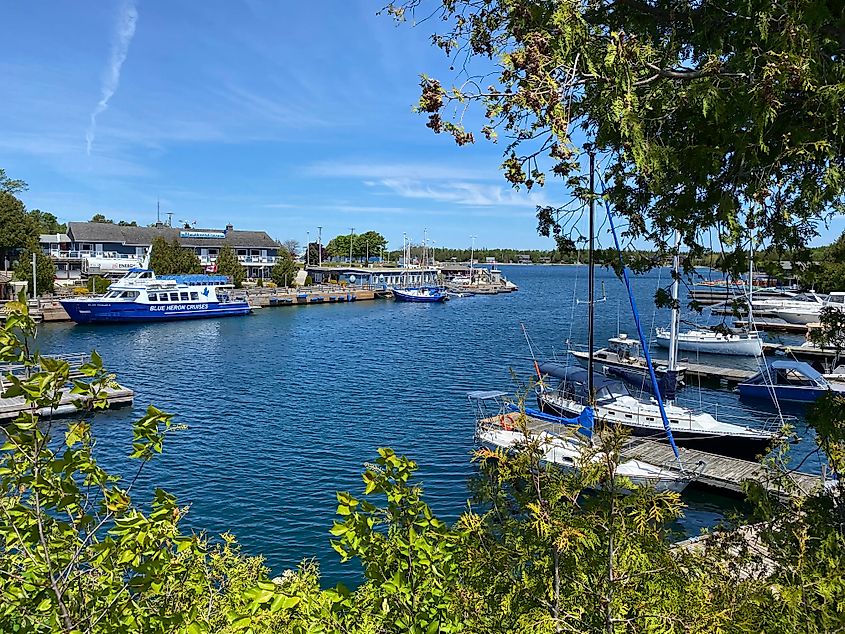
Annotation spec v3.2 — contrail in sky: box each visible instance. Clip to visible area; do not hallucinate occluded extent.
[86,1,138,155]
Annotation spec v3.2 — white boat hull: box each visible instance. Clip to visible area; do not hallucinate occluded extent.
[655,329,763,356]
[479,428,689,493]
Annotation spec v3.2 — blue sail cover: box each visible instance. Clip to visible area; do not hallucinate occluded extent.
[507,404,595,438]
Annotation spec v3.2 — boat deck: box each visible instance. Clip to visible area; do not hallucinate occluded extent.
[488,415,822,499]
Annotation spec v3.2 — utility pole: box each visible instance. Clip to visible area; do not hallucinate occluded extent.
[469,235,477,282]
[317,226,322,266]
[31,252,37,299]
[349,228,355,264]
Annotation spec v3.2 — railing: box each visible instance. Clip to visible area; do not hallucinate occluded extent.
[199,256,278,265]
[45,251,142,260]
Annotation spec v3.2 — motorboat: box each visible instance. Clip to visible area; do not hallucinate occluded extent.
[60,269,252,324]
[392,286,449,302]
[536,364,779,459]
[655,327,763,357]
[570,333,686,385]
[468,391,689,493]
[737,360,845,403]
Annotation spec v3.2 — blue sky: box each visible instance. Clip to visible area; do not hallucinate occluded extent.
[3,2,840,251]
[2,0,561,251]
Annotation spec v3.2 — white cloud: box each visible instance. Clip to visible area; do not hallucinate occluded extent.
[304,160,491,182]
[374,177,550,208]
[86,0,138,155]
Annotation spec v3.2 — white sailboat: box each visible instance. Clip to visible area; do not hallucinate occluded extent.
[654,326,764,356]
[468,392,690,493]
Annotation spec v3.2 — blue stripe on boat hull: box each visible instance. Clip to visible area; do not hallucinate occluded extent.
[60,300,252,324]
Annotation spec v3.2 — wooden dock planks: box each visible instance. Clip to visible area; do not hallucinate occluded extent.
[682,362,754,386]
[517,415,822,498]
[0,385,134,422]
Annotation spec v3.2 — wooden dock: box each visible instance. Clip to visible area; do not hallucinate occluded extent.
[682,362,754,387]
[520,416,822,499]
[241,285,381,308]
[735,319,814,333]
[0,384,134,422]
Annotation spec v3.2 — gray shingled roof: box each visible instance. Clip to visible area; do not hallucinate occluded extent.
[67,222,279,248]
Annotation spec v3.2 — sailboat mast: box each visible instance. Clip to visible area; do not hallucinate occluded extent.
[669,230,681,374]
[587,151,595,403]
[748,219,754,322]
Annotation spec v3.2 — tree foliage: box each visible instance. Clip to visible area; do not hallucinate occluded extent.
[270,249,297,287]
[801,230,845,293]
[281,239,300,258]
[0,191,38,269]
[90,213,137,226]
[28,209,66,234]
[14,244,56,295]
[0,168,27,195]
[148,237,202,276]
[216,244,246,287]
[326,231,387,261]
[387,0,845,272]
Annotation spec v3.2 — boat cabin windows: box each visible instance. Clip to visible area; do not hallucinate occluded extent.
[190,292,199,300]
[169,292,179,301]
[828,294,845,305]
[180,292,189,301]
[775,368,817,387]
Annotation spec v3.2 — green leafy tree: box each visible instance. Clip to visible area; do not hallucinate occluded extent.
[14,243,56,295]
[270,249,297,287]
[90,213,112,223]
[216,244,245,288]
[88,275,111,294]
[149,237,202,275]
[354,231,387,260]
[801,230,845,293]
[28,209,66,234]
[388,0,845,270]
[0,191,38,270]
[326,233,354,260]
[0,168,27,194]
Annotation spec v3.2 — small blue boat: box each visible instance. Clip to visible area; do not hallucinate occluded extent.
[61,269,252,324]
[737,360,845,403]
[392,287,448,303]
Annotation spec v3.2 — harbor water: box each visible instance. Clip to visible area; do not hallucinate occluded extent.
[32,265,821,582]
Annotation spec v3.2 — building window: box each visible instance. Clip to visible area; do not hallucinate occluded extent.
[237,249,247,256]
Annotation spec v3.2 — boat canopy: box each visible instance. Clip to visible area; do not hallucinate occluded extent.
[467,390,509,401]
[770,360,826,382]
[537,363,630,401]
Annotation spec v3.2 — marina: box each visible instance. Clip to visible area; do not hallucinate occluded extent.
[7,265,831,580]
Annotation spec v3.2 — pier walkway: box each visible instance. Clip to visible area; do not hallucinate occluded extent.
[517,415,822,499]
[0,385,134,422]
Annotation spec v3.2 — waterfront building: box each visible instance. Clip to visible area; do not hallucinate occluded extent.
[43,222,281,281]
[305,265,439,287]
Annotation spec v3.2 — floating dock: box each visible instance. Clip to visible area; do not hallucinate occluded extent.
[243,286,383,308]
[518,415,821,499]
[0,384,134,422]
[682,362,754,388]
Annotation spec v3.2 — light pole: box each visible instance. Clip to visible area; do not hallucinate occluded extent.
[349,227,355,264]
[469,234,477,282]
[317,226,323,266]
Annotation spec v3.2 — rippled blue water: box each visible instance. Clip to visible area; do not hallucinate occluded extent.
[32,265,820,581]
